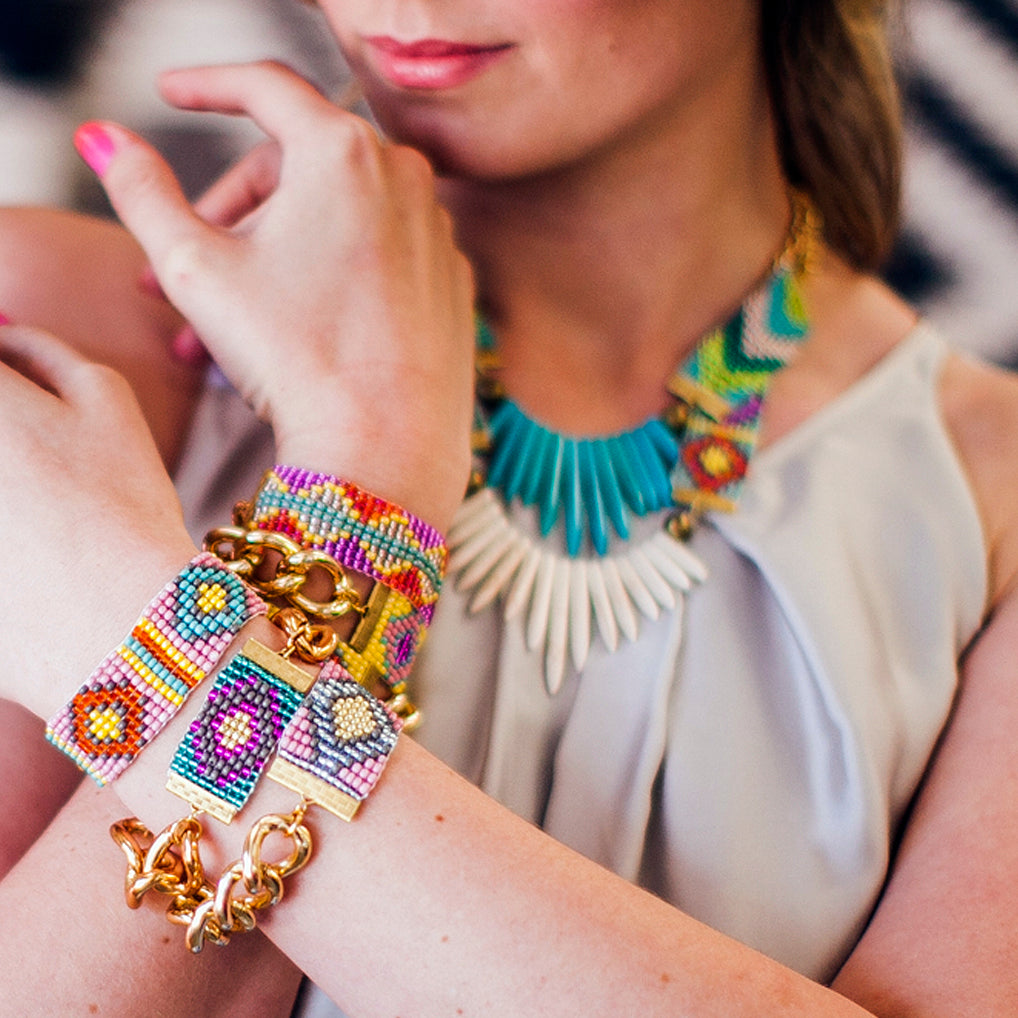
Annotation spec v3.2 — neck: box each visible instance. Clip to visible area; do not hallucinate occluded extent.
[438,70,791,433]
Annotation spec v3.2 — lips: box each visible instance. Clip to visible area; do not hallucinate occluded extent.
[363,35,513,90]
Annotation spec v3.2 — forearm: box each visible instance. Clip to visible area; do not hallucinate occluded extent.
[97,614,870,1018]
[0,779,302,1018]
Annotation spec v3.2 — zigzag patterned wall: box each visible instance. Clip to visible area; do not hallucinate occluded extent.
[890,0,1018,366]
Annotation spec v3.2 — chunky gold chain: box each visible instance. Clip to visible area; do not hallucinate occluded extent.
[206,525,365,621]
[111,802,312,953]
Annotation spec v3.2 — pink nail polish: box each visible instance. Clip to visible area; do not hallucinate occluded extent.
[0,312,10,325]
[171,324,210,367]
[74,122,116,177]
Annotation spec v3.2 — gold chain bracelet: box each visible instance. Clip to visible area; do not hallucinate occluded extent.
[112,802,312,952]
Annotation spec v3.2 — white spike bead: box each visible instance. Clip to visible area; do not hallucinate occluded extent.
[628,545,677,610]
[448,489,502,547]
[455,518,517,591]
[654,530,709,583]
[585,560,619,653]
[526,554,558,652]
[646,534,694,591]
[568,560,592,671]
[469,534,531,614]
[600,557,640,642]
[544,559,572,695]
[615,555,660,621]
[504,545,542,622]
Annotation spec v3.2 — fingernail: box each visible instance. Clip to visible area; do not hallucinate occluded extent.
[138,264,165,299]
[171,324,210,367]
[0,312,11,325]
[74,121,116,177]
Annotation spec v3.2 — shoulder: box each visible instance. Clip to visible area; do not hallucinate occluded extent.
[768,253,1018,610]
[939,349,1018,607]
[0,205,201,467]
[763,254,917,444]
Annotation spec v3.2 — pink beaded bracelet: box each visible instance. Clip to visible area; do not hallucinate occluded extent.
[46,553,266,785]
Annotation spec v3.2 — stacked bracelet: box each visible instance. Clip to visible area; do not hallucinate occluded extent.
[339,582,421,697]
[166,639,315,824]
[46,553,266,785]
[248,466,448,622]
[268,655,402,821]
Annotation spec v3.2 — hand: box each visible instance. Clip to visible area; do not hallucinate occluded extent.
[82,61,476,531]
[0,324,197,717]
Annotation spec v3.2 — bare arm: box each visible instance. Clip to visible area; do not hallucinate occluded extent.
[0,206,201,469]
[0,780,303,1018]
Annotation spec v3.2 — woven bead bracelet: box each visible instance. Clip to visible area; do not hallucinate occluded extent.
[166,639,314,824]
[248,466,447,623]
[268,655,402,822]
[46,553,266,785]
[339,582,421,698]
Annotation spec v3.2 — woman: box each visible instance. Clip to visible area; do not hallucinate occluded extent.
[1,0,1017,1014]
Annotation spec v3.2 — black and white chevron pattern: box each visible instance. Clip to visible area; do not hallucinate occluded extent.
[889,0,1018,366]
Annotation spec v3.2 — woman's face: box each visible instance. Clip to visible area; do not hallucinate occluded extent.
[318,0,763,180]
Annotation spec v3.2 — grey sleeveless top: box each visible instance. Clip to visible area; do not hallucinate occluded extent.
[174,324,986,1010]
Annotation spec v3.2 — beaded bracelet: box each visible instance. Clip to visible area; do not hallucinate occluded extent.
[339,582,421,699]
[268,655,402,821]
[247,466,447,623]
[114,641,402,950]
[166,639,315,824]
[46,553,266,785]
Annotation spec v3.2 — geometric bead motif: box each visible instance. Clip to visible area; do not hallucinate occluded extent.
[338,584,422,695]
[670,271,809,514]
[45,553,266,785]
[167,647,305,824]
[269,658,401,822]
[249,466,447,624]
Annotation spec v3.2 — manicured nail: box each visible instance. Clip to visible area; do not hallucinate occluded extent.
[138,264,165,299]
[74,121,116,177]
[171,324,210,367]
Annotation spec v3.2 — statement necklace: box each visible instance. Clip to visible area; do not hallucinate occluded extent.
[449,202,817,692]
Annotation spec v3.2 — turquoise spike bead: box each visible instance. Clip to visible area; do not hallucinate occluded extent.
[630,427,674,508]
[644,418,680,467]
[618,431,664,512]
[561,440,583,556]
[539,431,565,537]
[520,425,553,507]
[504,414,542,503]
[486,402,524,490]
[591,441,630,541]
[607,436,647,517]
[578,441,609,556]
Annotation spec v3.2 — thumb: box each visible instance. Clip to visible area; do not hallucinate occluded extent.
[74,121,226,301]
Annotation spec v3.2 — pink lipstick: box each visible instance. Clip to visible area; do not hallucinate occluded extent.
[364,36,513,90]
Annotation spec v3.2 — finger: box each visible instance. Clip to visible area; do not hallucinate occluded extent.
[0,324,93,402]
[75,121,226,299]
[158,61,341,147]
[170,324,210,367]
[192,139,282,228]
[137,139,281,300]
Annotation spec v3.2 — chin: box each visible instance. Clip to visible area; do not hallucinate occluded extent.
[364,90,555,182]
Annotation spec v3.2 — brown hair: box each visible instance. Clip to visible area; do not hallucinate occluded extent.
[761,0,904,271]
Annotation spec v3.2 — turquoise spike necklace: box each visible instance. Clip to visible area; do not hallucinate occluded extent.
[450,193,819,689]
[470,249,812,558]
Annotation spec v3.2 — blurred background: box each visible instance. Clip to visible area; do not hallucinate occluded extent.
[1,0,1016,366]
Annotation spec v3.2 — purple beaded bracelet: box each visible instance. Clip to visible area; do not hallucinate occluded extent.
[248,466,447,624]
